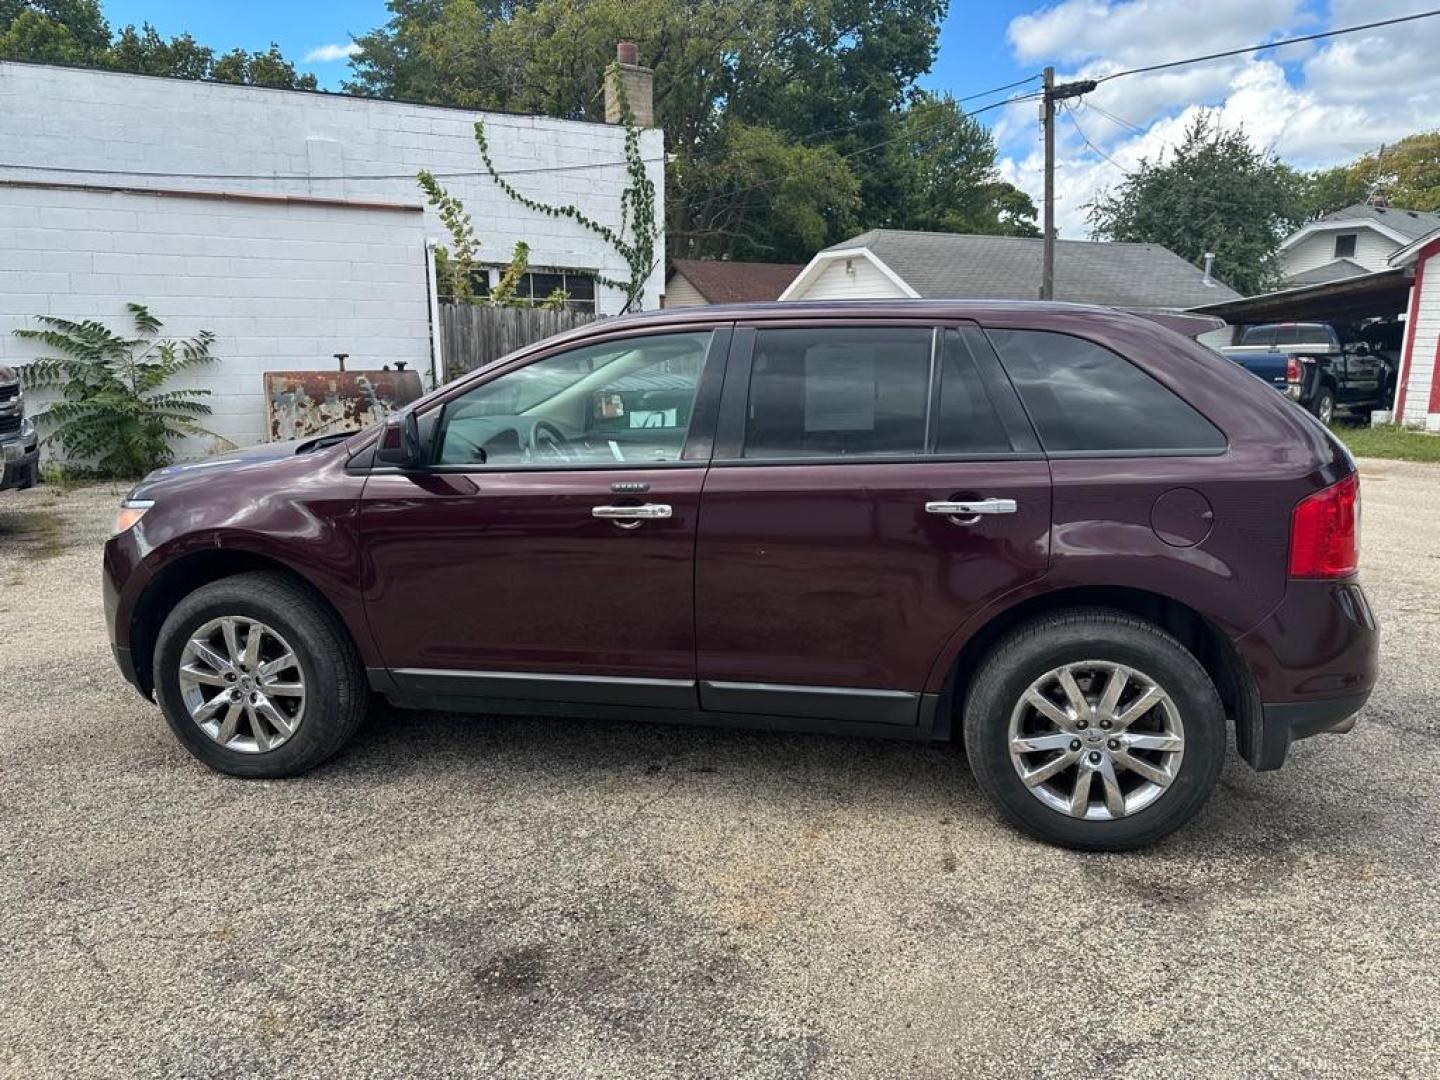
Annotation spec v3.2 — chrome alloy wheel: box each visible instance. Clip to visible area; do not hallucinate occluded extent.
[1008,661,1185,821]
[178,617,306,753]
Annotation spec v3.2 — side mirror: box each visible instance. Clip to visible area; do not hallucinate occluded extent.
[376,409,425,468]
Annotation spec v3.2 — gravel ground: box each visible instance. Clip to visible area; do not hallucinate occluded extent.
[1,461,1437,1079]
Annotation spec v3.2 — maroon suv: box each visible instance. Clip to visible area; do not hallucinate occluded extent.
[103,302,1378,850]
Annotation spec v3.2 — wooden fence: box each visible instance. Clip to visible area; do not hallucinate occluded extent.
[439,303,598,378]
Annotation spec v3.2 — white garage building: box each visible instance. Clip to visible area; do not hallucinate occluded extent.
[1393,232,1440,430]
[0,58,663,451]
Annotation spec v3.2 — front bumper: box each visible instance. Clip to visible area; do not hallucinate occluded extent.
[1,422,39,490]
[1236,579,1379,770]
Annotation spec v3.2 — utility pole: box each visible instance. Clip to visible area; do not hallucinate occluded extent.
[1041,67,1055,300]
[1040,70,1099,300]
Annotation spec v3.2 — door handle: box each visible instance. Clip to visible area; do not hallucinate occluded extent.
[925,498,1017,519]
[592,503,673,523]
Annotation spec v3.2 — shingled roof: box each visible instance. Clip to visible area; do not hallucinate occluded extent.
[1317,203,1440,241]
[820,229,1239,309]
[667,259,804,304]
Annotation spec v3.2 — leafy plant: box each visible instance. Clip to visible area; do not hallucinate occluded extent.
[14,303,221,478]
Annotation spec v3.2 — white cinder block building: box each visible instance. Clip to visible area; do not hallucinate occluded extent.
[0,58,663,450]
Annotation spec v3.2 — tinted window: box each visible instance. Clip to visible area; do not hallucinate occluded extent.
[934,330,1022,454]
[436,331,713,467]
[1241,325,1277,347]
[742,327,931,458]
[988,329,1225,454]
[1294,324,1335,347]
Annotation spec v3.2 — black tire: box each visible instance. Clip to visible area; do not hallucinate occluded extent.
[1309,385,1335,426]
[153,571,368,777]
[962,608,1225,851]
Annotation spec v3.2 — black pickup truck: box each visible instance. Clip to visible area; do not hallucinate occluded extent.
[1218,322,1397,424]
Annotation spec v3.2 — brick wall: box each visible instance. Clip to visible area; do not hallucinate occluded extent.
[0,184,431,451]
[0,61,666,453]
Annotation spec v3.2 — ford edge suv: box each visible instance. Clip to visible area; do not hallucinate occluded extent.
[103,302,1378,850]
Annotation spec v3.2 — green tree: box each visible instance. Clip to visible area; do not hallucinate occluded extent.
[347,0,1028,259]
[1,0,316,88]
[1087,113,1306,296]
[0,0,110,63]
[1306,131,1440,217]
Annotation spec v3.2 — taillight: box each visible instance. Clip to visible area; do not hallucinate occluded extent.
[1288,473,1359,578]
[1286,356,1301,383]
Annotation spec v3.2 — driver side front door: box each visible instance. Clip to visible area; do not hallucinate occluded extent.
[359,325,730,711]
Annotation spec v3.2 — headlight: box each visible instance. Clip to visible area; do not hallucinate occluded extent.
[20,416,35,439]
[113,499,154,535]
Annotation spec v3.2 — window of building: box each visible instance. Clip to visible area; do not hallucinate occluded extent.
[1334,233,1358,259]
[741,327,932,459]
[988,329,1225,454]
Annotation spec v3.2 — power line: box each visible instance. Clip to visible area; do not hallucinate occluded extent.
[1081,101,1145,136]
[677,87,1045,215]
[0,156,664,182]
[1096,8,1440,83]
[1062,103,1131,174]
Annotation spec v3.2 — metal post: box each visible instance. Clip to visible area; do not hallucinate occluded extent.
[1041,66,1055,301]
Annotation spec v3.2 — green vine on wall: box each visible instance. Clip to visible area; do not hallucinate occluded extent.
[472,62,657,313]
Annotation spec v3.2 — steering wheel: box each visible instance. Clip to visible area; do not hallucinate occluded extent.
[529,419,574,463]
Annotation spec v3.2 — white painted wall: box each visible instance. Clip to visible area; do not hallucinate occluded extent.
[0,184,431,452]
[1398,254,1440,428]
[788,256,908,301]
[1283,226,1402,278]
[0,61,665,454]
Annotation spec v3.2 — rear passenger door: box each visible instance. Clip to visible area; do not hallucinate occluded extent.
[693,320,1051,729]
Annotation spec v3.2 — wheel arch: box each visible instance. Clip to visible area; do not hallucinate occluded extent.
[929,584,1262,761]
[128,548,361,697]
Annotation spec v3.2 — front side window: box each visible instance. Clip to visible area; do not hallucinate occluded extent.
[741,326,932,459]
[988,329,1225,454]
[434,331,714,467]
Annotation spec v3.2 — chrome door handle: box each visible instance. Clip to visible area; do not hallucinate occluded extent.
[592,503,673,521]
[926,498,1017,518]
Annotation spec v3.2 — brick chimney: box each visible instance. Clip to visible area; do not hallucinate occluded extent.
[605,41,654,128]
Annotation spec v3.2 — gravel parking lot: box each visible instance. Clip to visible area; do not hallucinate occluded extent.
[2,460,1437,1079]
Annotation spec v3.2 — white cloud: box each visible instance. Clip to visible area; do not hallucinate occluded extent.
[304,42,362,63]
[994,0,1440,238]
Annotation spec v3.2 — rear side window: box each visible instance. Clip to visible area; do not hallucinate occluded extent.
[934,329,1025,454]
[742,327,931,458]
[987,329,1225,454]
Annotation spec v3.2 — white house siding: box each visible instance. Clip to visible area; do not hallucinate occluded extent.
[790,256,907,300]
[662,272,707,308]
[0,183,430,451]
[1283,227,1401,278]
[1398,251,1440,429]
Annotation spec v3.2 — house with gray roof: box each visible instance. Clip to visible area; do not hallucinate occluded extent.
[778,228,1238,309]
[1279,202,1440,287]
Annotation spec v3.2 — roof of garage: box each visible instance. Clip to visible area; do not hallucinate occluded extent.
[1188,266,1412,324]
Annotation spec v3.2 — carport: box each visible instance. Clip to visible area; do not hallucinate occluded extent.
[1191,234,1440,431]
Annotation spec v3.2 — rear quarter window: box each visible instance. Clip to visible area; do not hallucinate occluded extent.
[987,328,1225,455]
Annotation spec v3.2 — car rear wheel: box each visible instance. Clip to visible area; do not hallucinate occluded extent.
[1310,385,1335,426]
[963,609,1224,851]
[153,572,368,777]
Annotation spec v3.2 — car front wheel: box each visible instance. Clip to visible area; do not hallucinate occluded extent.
[153,571,368,777]
[963,609,1225,851]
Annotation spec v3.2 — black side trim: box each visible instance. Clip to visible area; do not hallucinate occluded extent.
[379,694,937,743]
[1251,689,1370,771]
[700,680,920,727]
[391,668,698,709]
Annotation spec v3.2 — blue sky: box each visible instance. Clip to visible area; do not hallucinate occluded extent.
[99,1,1440,237]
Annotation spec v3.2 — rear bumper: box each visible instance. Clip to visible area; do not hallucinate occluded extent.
[1235,579,1379,770]
[1251,688,1370,771]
